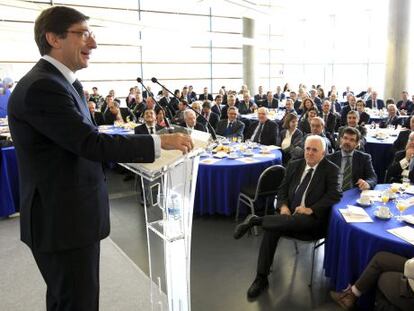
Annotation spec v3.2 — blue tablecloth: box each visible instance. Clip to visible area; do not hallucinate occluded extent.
[98,125,134,135]
[0,147,19,217]
[324,185,414,310]
[0,88,11,118]
[194,149,282,215]
[365,134,396,183]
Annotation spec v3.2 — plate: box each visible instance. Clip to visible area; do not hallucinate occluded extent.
[356,199,371,207]
[213,151,228,159]
[228,154,239,159]
[242,152,254,157]
[374,210,393,220]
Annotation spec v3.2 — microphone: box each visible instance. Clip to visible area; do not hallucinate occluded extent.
[150,77,217,141]
[136,77,172,131]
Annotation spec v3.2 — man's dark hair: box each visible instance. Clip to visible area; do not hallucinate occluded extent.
[341,126,360,142]
[35,6,89,56]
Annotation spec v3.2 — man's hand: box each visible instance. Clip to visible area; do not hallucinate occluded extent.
[160,133,194,154]
[293,205,313,215]
[356,178,370,190]
[405,148,414,161]
[279,205,291,216]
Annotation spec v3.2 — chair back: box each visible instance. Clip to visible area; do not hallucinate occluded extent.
[255,164,285,199]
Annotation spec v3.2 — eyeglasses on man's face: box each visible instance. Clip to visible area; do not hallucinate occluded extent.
[65,29,96,40]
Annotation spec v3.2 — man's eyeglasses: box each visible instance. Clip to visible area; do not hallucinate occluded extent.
[65,30,95,40]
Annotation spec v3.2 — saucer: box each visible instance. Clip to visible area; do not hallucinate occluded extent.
[242,152,254,157]
[374,210,393,220]
[356,199,371,207]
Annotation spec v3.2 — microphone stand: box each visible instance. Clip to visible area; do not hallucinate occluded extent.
[136,77,173,132]
[150,77,218,141]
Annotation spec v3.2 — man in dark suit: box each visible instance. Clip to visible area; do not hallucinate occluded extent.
[387,132,414,183]
[87,101,105,126]
[382,104,401,128]
[397,91,413,115]
[158,88,175,119]
[198,86,213,101]
[216,106,245,140]
[103,100,134,125]
[237,92,256,115]
[245,107,278,145]
[310,89,322,111]
[365,91,384,110]
[181,109,206,132]
[197,100,219,131]
[134,109,162,134]
[234,135,342,298]
[327,127,377,191]
[220,93,237,120]
[320,100,337,134]
[7,6,193,311]
[263,91,278,109]
[393,116,414,154]
[211,94,223,117]
[340,94,357,126]
[254,86,267,107]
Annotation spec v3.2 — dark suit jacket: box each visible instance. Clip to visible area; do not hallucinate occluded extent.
[199,93,213,101]
[103,108,134,125]
[319,112,337,134]
[158,97,174,119]
[245,119,278,145]
[134,124,162,134]
[237,100,255,115]
[180,122,206,132]
[276,158,342,224]
[366,99,385,110]
[327,150,377,190]
[211,104,222,117]
[381,115,401,128]
[263,98,279,109]
[216,119,245,139]
[254,94,267,106]
[92,111,105,126]
[392,129,411,154]
[7,58,155,252]
[397,100,414,114]
[358,111,370,125]
[197,112,219,131]
[386,150,406,183]
[340,104,355,125]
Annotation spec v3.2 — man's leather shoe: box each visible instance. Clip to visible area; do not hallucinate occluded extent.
[330,288,357,310]
[247,277,268,299]
[233,214,260,239]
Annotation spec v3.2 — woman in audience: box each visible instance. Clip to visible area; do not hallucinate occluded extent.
[299,98,317,118]
[317,87,326,100]
[278,113,303,165]
[155,107,167,128]
[330,251,414,311]
[299,107,318,134]
[386,131,414,183]
[356,99,370,125]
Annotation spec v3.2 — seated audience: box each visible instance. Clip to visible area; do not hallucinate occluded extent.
[134,109,162,134]
[169,89,180,112]
[89,86,104,108]
[381,103,400,128]
[181,109,206,132]
[188,85,198,102]
[392,116,414,154]
[158,88,174,119]
[197,100,219,132]
[329,93,342,115]
[309,89,322,111]
[87,101,105,126]
[238,92,256,115]
[340,94,357,126]
[104,100,133,125]
[245,107,278,145]
[254,86,267,107]
[342,86,354,98]
[327,127,377,191]
[181,86,191,103]
[397,91,413,115]
[365,90,384,110]
[191,101,202,115]
[132,92,146,119]
[172,100,187,125]
[126,87,137,109]
[155,107,168,128]
[330,252,414,311]
[299,107,318,134]
[278,113,303,165]
[221,94,237,120]
[290,91,302,114]
[299,98,318,118]
[273,85,285,101]
[234,135,342,299]
[356,86,372,101]
[319,100,337,134]
[356,99,370,125]
[216,106,245,140]
[386,132,414,183]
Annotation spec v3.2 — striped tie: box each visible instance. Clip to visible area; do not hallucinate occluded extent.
[342,155,353,191]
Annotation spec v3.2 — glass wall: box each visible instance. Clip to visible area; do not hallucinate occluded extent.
[0,0,403,101]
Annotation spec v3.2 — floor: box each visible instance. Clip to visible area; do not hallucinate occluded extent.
[107,168,342,311]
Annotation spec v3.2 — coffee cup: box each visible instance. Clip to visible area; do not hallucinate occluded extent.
[359,194,371,205]
[378,206,390,218]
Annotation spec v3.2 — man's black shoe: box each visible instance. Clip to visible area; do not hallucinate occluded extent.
[233,214,260,239]
[247,277,268,299]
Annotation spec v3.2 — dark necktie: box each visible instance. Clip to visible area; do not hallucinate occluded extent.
[253,123,264,143]
[291,168,314,210]
[149,127,154,134]
[324,113,327,123]
[373,100,377,109]
[342,155,353,191]
[225,122,233,135]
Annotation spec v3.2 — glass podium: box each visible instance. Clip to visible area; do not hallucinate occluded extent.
[121,127,210,311]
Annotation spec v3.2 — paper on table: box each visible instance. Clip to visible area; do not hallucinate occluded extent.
[236,157,259,164]
[339,205,373,223]
[361,190,382,202]
[264,145,281,150]
[200,158,222,165]
[387,226,414,245]
[404,186,414,195]
[401,214,414,225]
[253,153,276,158]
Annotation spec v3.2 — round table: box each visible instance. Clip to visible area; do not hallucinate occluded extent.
[324,185,414,310]
[0,146,19,217]
[194,147,282,216]
[365,129,398,183]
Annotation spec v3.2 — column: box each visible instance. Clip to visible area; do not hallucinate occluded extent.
[384,0,411,100]
[242,17,256,95]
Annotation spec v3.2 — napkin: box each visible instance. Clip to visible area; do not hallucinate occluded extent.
[200,158,221,165]
[388,226,414,245]
[339,205,373,223]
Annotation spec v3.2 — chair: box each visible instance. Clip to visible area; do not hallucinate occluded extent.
[235,165,285,234]
[277,234,325,287]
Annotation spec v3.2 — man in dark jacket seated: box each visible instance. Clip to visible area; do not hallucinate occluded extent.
[234,135,342,299]
[387,131,414,183]
[134,109,163,134]
[181,109,206,132]
[245,107,278,145]
[88,101,105,126]
[327,127,377,191]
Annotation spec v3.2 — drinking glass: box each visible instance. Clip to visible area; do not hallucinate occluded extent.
[395,200,409,221]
